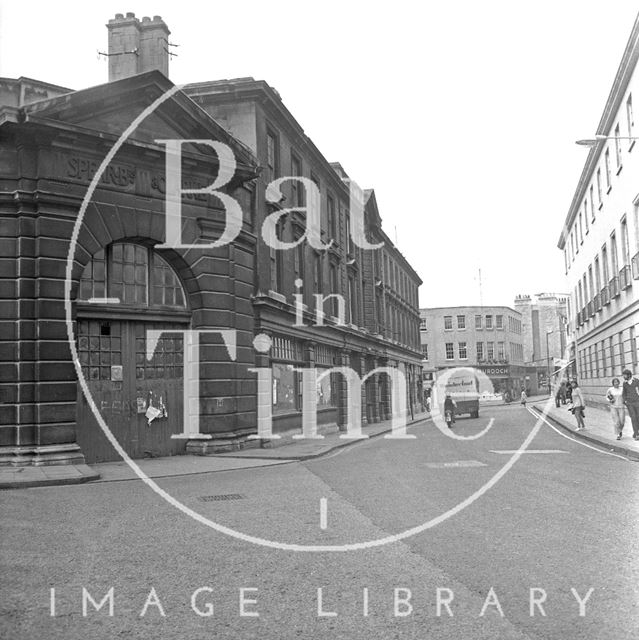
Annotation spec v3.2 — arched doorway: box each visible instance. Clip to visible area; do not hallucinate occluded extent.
[75,242,191,463]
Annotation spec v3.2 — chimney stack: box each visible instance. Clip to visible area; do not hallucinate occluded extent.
[106,13,171,82]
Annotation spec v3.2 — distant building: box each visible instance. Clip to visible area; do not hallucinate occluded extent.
[557,14,639,406]
[513,293,569,366]
[419,306,532,395]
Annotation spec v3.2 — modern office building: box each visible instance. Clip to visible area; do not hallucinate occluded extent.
[0,13,423,467]
[557,14,639,406]
[419,306,530,396]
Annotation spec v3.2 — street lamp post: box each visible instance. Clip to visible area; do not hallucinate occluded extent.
[546,329,554,396]
[575,134,639,146]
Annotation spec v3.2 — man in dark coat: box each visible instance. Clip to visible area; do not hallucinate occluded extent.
[622,369,639,440]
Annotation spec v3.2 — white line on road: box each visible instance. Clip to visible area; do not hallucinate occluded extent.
[490,449,569,454]
[320,498,327,530]
[527,407,631,461]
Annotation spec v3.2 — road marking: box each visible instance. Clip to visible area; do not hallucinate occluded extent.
[320,498,327,530]
[425,460,487,468]
[527,406,631,461]
[490,449,569,454]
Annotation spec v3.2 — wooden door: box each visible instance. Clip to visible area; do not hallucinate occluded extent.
[76,318,186,463]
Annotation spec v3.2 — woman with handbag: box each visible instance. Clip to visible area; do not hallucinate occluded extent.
[570,380,586,430]
[606,377,625,440]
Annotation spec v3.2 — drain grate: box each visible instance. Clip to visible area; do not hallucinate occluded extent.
[198,493,245,502]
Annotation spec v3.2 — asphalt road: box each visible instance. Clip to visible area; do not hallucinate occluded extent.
[2,403,639,640]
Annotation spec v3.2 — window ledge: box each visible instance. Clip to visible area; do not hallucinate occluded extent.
[606,186,612,195]
[598,202,603,210]
[267,290,287,304]
[629,140,635,152]
[616,164,623,176]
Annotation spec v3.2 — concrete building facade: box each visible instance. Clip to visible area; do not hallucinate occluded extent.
[513,293,569,367]
[558,14,639,406]
[419,306,529,396]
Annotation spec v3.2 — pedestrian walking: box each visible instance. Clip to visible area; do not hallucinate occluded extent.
[569,380,586,430]
[565,381,573,404]
[606,378,626,440]
[622,369,639,441]
[520,389,527,406]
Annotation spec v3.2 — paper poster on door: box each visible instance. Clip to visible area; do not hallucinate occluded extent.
[145,390,168,425]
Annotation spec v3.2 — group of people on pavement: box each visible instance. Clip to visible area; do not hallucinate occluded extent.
[548,369,639,440]
[606,369,639,440]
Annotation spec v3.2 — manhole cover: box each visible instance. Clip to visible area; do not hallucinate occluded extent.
[198,494,245,502]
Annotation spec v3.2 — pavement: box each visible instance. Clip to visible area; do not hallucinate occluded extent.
[0,410,431,489]
[4,394,636,489]
[531,395,639,461]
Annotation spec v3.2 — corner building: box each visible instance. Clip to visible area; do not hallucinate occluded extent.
[0,13,423,466]
[558,15,639,406]
[419,306,527,396]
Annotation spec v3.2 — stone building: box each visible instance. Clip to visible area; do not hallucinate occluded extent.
[558,13,639,406]
[0,13,423,467]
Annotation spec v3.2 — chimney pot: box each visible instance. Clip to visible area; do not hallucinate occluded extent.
[114,13,124,19]
[142,16,151,22]
[153,15,162,20]
[126,11,135,18]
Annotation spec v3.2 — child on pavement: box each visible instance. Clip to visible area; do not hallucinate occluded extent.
[606,378,626,439]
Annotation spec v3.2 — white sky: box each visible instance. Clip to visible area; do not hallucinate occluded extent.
[1,0,637,308]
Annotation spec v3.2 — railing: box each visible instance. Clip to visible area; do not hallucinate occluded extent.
[600,284,610,305]
[632,252,639,280]
[609,276,620,298]
[594,293,601,312]
[587,300,594,317]
[619,265,632,290]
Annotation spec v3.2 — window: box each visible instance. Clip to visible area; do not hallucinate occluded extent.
[420,318,427,330]
[445,343,454,360]
[604,149,611,192]
[596,168,603,206]
[627,94,634,148]
[444,315,453,330]
[487,341,494,359]
[421,344,429,359]
[602,244,610,281]
[329,264,339,316]
[348,276,356,325]
[564,247,569,274]
[588,265,594,301]
[496,314,503,330]
[79,243,186,309]
[458,342,467,359]
[614,123,622,170]
[497,341,505,360]
[594,256,601,291]
[589,186,596,222]
[621,217,630,266]
[583,201,589,233]
[610,232,619,273]
[476,342,484,361]
[475,314,482,329]
[290,153,303,207]
[265,130,279,183]
[272,362,299,415]
[327,194,336,239]
[578,212,584,243]
[272,219,286,292]
[457,315,466,329]
[485,315,493,329]
[345,212,352,256]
